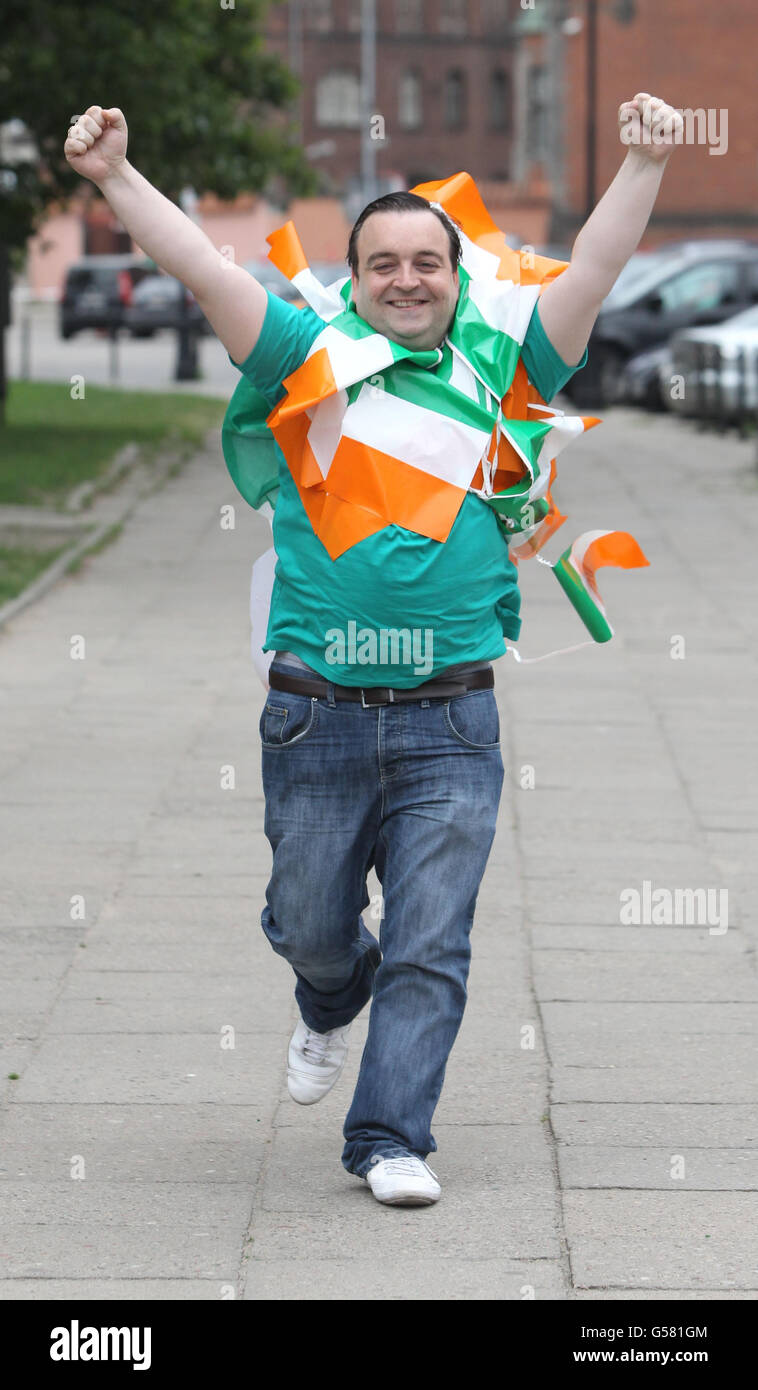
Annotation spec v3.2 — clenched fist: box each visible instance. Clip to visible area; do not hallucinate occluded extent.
[618,92,684,163]
[64,105,128,185]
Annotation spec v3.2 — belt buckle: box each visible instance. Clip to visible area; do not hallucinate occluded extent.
[360,686,394,708]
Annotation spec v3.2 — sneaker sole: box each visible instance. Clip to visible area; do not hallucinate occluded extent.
[369,1186,440,1206]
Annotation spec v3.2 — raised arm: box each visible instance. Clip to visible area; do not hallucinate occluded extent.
[537,93,684,366]
[65,105,268,364]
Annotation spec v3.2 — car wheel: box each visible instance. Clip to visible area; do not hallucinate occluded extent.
[644,375,665,411]
[569,345,625,408]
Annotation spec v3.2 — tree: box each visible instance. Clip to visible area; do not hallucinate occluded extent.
[0,0,317,411]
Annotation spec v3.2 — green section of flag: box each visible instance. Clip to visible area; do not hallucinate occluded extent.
[446,271,523,400]
[487,485,550,534]
[498,417,557,476]
[349,357,498,434]
[553,554,613,643]
[221,380,280,512]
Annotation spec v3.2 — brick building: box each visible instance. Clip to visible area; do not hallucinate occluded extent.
[545,0,758,243]
[24,0,758,295]
[266,0,758,245]
[265,0,517,197]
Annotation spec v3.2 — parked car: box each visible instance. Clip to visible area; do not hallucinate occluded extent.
[562,239,758,407]
[123,272,211,337]
[534,243,572,263]
[59,255,156,338]
[617,343,673,410]
[243,259,300,302]
[309,261,350,288]
[244,257,350,309]
[665,302,758,422]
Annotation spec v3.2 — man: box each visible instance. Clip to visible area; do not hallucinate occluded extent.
[66,92,682,1207]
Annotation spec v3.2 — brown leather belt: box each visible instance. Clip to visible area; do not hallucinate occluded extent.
[268,666,494,707]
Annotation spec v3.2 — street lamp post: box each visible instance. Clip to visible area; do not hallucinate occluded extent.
[584,0,598,220]
[175,185,200,381]
[360,0,378,207]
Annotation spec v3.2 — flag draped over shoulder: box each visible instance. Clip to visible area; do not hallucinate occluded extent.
[221,171,648,648]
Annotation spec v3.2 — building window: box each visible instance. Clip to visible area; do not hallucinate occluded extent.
[482,0,509,33]
[398,70,422,129]
[395,0,423,30]
[489,69,510,131]
[307,0,333,30]
[346,0,361,31]
[444,69,467,130]
[526,64,548,159]
[315,70,361,127]
[439,0,466,34]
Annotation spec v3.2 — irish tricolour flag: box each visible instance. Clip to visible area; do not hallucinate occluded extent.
[222,171,649,657]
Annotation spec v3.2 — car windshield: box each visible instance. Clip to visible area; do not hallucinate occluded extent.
[310,263,349,284]
[602,252,677,310]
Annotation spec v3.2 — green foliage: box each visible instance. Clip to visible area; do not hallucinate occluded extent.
[0,380,226,505]
[0,540,72,603]
[0,0,317,249]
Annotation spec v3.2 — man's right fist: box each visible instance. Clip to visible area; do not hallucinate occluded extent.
[64,105,128,185]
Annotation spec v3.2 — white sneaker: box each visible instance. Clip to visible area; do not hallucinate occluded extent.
[366,1154,441,1206]
[287,1017,352,1105]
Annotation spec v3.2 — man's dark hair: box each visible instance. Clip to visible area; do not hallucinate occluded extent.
[347,192,462,276]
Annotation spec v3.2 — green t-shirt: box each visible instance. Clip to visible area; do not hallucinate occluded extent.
[228,290,587,687]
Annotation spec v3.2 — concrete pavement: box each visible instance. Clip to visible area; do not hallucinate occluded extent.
[0,404,756,1300]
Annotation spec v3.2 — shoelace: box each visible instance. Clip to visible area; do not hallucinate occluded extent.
[301,1027,341,1065]
[373,1156,436,1178]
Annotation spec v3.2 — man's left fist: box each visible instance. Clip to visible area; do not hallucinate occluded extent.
[618,92,683,162]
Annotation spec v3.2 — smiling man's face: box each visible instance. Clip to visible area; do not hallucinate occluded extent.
[351,209,460,350]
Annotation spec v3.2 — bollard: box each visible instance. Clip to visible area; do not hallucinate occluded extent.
[20,306,31,380]
[108,325,120,383]
[694,341,706,428]
[711,343,722,429]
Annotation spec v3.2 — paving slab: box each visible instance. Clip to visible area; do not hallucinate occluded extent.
[563,1191,758,1291]
[558,1145,758,1189]
[0,1103,269,1183]
[0,1279,238,1300]
[242,1258,566,1300]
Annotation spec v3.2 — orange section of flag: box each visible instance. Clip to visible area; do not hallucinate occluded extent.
[411,171,571,287]
[305,488,389,558]
[274,420,389,555]
[270,418,468,560]
[266,221,309,281]
[582,532,650,583]
[328,437,466,543]
[268,347,338,425]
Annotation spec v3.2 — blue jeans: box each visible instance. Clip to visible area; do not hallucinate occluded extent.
[259,657,505,1180]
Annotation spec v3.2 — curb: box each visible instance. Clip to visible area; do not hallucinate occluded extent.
[0,430,212,633]
[65,441,141,513]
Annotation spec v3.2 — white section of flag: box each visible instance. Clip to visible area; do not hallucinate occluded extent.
[291,269,349,322]
[306,389,349,479]
[533,416,587,490]
[303,325,393,388]
[338,382,493,489]
[568,529,611,568]
[465,277,540,345]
